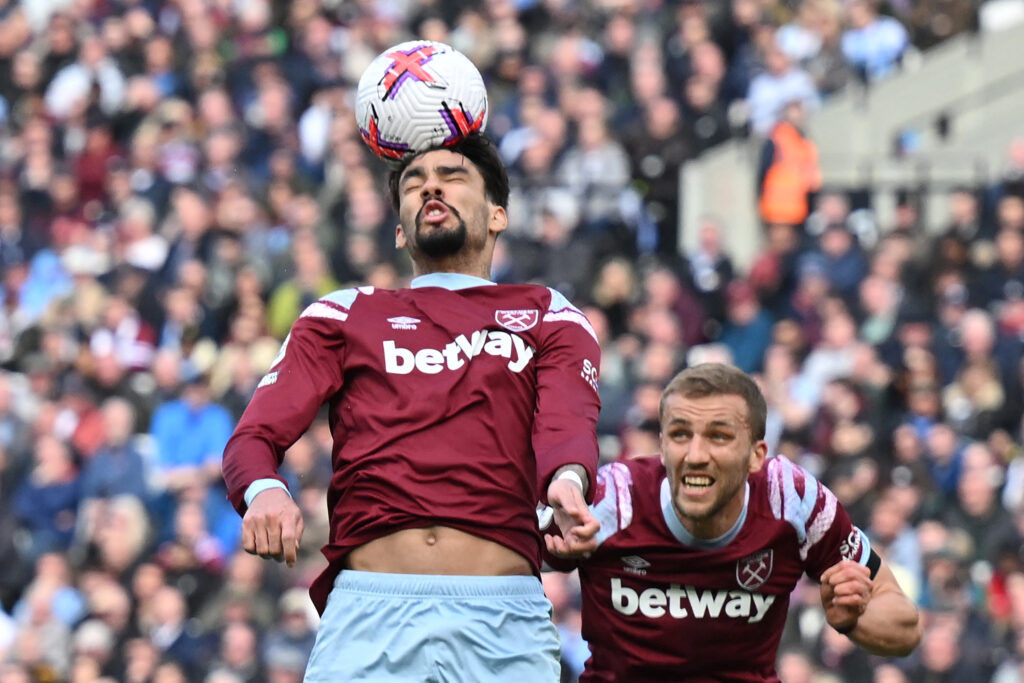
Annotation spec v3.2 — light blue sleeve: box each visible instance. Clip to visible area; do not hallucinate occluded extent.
[244,479,291,507]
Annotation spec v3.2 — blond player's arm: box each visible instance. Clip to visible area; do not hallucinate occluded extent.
[820,559,921,656]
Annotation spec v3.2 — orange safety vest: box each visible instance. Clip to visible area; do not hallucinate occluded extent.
[758,121,822,226]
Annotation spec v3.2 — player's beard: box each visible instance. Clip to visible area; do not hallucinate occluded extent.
[673,480,740,522]
[670,455,750,536]
[413,202,468,258]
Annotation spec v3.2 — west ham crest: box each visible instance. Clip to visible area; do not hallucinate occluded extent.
[736,549,773,591]
[495,309,539,332]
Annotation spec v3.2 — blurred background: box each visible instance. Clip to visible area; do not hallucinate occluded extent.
[0,0,1023,681]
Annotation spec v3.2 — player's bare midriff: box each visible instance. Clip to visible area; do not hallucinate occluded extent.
[346,526,533,575]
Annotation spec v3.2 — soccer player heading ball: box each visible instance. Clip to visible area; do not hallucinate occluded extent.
[222,130,603,681]
[546,363,921,682]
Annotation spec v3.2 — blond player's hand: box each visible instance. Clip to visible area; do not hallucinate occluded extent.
[820,560,872,634]
[242,487,304,567]
[544,478,600,559]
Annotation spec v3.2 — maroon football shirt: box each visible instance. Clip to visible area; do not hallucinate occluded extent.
[569,455,872,682]
[222,273,601,612]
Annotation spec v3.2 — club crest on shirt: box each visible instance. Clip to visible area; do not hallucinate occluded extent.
[495,309,539,332]
[736,549,773,590]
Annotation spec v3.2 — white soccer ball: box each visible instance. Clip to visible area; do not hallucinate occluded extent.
[355,40,489,161]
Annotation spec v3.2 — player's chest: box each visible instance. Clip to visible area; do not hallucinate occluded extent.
[585,527,805,623]
[344,299,543,379]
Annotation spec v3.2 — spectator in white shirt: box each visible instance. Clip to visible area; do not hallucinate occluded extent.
[44,32,125,120]
[746,43,820,137]
[841,0,910,82]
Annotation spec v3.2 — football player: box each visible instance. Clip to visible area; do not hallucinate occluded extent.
[546,362,920,681]
[224,134,602,681]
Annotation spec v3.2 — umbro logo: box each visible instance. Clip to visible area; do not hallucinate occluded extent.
[622,555,650,575]
[388,316,420,330]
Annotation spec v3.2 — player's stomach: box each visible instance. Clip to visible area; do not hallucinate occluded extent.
[346,526,534,575]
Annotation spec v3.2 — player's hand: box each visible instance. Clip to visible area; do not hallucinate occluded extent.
[544,478,600,559]
[820,560,872,634]
[242,487,304,567]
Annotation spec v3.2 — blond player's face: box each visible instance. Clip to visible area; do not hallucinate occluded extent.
[660,393,766,539]
[394,148,505,260]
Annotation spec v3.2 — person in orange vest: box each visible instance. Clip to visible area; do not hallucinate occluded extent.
[757,99,822,228]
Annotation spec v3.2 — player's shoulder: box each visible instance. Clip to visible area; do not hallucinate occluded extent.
[592,457,663,544]
[540,286,584,315]
[296,285,383,324]
[537,286,598,341]
[760,455,821,496]
[484,283,566,307]
[597,456,663,491]
[753,456,839,543]
[614,455,665,480]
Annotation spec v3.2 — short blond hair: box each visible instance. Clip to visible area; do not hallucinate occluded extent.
[659,363,767,440]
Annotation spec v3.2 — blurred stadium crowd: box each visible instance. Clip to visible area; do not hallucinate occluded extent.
[0,0,1021,681]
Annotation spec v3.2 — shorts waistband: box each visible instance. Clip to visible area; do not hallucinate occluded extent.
[334,570,544,599]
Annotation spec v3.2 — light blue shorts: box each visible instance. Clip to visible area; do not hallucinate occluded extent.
[303,570,561,683]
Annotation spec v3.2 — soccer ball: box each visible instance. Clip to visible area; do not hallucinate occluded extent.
[355,40,489,161]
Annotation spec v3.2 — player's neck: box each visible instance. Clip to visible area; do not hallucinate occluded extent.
[667,482,751,546]
[680,508,742,541]
[413,258,492,280]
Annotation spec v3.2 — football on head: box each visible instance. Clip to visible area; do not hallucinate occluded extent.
[355,40,489,161]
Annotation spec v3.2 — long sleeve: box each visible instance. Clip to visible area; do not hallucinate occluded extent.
[533,289,601,504]
[222,301,347,514]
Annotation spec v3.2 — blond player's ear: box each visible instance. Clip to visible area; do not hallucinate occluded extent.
[749,440,768,473]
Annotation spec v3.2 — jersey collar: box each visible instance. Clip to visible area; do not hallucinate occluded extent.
[411,273,495,290]
[659,477,750,550]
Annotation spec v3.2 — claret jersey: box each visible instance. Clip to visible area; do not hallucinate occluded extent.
[569,455,872,682]
[222,273,601,613]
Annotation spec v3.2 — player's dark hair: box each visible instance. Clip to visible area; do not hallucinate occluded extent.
[659,363,768,441]
[387,133,510,212]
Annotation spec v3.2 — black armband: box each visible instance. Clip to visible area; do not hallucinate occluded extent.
[866,548,881,580]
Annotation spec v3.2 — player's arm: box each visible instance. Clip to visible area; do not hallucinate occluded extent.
[772,456,919,657]
[222,302,347,566]
[533,290,602,554]
[544,460,635,565]
[820,555,921,656]
[545,463,597,558]
[243,487,305,567]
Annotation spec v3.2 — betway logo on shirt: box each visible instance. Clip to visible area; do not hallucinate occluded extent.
[610,578,775,624]
[383,329,535,374]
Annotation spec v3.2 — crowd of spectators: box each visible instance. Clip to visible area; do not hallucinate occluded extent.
[0,0,1016,681]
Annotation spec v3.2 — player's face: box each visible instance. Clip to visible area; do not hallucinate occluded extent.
[660,392,767,539]
[395,148,506,263]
